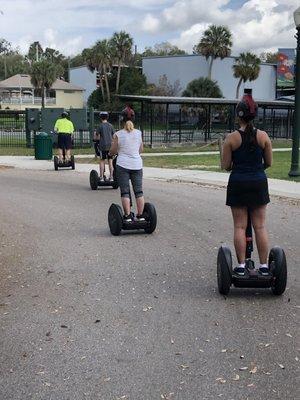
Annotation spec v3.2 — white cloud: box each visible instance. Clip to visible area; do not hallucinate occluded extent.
[143,0,299,55]
[0,0,299,56]
[142,14,160,33]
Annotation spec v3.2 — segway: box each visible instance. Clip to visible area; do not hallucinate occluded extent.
[89,157,118,190]
[108,190,157,236]
[54,148,75,171]
[217,209,287,295]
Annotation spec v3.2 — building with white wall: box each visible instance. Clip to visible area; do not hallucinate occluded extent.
[142,55,276,101]
[70,66,97,104]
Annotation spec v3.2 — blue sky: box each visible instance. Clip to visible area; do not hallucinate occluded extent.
[0,0,298,56]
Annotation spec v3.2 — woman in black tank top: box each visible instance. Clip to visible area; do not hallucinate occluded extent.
[221,89,272,276]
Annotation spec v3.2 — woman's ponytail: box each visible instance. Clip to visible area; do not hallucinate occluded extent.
[124,120,134,132]
[244,121,257,150]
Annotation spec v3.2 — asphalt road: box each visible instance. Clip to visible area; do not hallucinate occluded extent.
[0,168,299,400]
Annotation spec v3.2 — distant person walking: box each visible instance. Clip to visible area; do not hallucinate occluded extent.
[54,111,74,163]
[121,103,135,123]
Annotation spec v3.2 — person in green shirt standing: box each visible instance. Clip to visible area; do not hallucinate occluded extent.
[54,111,74,163]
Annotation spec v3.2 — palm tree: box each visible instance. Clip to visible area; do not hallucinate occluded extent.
[82,47,106,101]
[109,31,133,93]
[93,40,112,103]
[29,60,62,107]
[195,25,232,79]
[233,52,261,98]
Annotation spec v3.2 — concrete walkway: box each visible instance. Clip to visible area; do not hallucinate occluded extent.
[0,155,299,200]
[75,147,296,158]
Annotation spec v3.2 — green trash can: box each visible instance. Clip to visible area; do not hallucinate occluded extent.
[34,132,53,160]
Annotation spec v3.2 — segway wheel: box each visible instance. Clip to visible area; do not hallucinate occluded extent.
[108,204,123,236]
[54,156,59,171]
[217,245,232,295]
[269,246,287,295]
[90,170,99,190]
[71,155,75,170]
[143,202,157,234]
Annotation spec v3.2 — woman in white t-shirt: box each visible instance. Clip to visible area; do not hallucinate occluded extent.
[109,120,144,222]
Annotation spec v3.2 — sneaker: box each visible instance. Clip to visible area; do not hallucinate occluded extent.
[233,266,245,276]
[109,177,114,182]
[123,214,133,222]
[259,266,269,276]
[136,214,145,222]
[99,176,104,182]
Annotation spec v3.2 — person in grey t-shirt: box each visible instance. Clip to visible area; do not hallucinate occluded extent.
[95,112,115,181]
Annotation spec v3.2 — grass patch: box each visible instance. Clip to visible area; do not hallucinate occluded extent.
[76,151,300,182]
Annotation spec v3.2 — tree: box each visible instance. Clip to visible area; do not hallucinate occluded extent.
[27,41,43,63]
[143,42,186,57]
[119,68,148,95]
[109,31,133,93]
[82,46,106,102]
[233,52,261,98]
[148,75,181,96]
[29,60,63,107]
[0,52,30,80]
[194,25,232,79]
[0,38,12,79]
[182,77,223,98]
[44,47,65,64]
[260,51,278,64]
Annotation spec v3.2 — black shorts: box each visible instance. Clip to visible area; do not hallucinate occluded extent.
[100,150,112,160]
[58,134,72,150]
[226,178,270,207]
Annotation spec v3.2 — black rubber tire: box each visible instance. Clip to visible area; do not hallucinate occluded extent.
[143,202,157,234]
[269,246,287,295]
[108,204,123,236]
[54,156,59,171]
[71,155,75,170]
[90,170,99,190]
[217,245,232,295]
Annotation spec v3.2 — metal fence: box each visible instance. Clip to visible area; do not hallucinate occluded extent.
[0,104,294,148]
[139,103,294,146]
[0,110,27,147]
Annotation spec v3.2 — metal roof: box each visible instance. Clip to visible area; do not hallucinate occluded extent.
[117,94,294,108]
[0,74,84,91]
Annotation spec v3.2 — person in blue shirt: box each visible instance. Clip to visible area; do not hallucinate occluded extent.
[222,89,273,276]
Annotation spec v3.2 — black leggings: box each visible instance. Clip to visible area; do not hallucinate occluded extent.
[116,165,143,198]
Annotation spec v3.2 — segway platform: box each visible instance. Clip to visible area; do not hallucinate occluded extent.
[89,169,118,190]
[108,203,157,236]
[54,155,75,171]
[217,210,287,296]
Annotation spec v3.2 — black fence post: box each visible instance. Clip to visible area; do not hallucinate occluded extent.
[25,109,31,148]
[150,103,153,147]
[140,101,144,136]
[272,109,276,139]
[165,103,169,143]
[89,108,94,147]
[179,106,182,143]
[208,104,211,140]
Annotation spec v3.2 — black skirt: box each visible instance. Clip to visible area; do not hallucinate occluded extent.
[226,178,270,207]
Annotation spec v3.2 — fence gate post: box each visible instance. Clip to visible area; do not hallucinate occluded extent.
[25,109,31,148]
[150,103,153,147]
[89,108,94,146]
